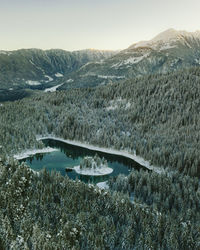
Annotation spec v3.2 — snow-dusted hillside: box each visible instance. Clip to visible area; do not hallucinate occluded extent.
[0,48,117,91]
[130,28,200,50]
[64,28,200,89]
[1,28,200,93]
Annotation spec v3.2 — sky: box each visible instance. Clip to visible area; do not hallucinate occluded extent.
[0,0,200,51]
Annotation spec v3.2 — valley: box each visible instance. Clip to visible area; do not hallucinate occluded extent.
[0,48,116,101]
[0,28,199,249]
[2,29,200,103]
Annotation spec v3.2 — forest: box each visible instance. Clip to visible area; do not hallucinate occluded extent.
[0,159,199,249]
[0,66,199,176]
[0,66,199,249]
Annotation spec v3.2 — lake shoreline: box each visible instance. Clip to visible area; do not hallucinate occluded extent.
[13,146,58,160]
[36,135,164,174]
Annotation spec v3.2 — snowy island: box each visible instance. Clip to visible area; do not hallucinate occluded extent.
[73,155,113,176]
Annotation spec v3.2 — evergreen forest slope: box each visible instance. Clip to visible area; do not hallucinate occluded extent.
[1,28,200,250]
[0,67,199,177]
[0,63,199,249]
[0,160,199,249]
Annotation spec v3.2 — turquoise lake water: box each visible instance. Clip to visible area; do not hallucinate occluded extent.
[21,139,148,183]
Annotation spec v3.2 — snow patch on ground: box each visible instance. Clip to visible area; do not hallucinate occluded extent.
[55,73,63,77]
[44,83,64,92]
[106,98,131,111]
[26,80,41,86]
[0,51,12,56]
[66,79,74,83]
[14,147,58,160]
[125,102,131,109]
[37,135,164,174]
[79,61,103,70]
[106,98,122,111]
[29,60,45,74]
[195,58,200,64]
[106,105,118,111]
[159,43,176,51]
[97,75,125,79]
[123,53,150,65]
[74,165,113,176]
[44,75,53,82]
[80,62,93,69]
[81,73,125,79]
[112,53,150,68]
[96,181,109,189]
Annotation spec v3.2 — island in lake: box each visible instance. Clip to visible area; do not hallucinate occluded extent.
[73,154,113,176]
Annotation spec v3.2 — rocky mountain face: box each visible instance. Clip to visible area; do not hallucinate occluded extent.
[64,29,200,88]
[0,48,116,90]
[1,29,200,94]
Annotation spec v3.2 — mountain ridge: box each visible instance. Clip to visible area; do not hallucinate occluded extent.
[0,48,117,90]
[1,28,200,97]
[62,28,200,89]
[128,28,200,51]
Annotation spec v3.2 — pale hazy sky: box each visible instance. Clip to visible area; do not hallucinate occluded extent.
[0,0,199,51]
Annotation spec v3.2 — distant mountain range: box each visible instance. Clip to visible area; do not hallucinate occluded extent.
[64,28,200,88]
[1,28,200,98]
[0,48,116,90]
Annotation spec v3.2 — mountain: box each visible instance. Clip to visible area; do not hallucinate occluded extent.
[63,28,200,88]
[1,28,200,97]
[0,48,116,90]
[129,28,200,49]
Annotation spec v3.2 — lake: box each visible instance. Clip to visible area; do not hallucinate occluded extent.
[21,139,149,183]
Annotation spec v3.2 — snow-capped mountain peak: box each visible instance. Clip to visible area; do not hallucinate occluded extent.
[130,28,200,50]
[152,28,200,42]
[151,28,181,42]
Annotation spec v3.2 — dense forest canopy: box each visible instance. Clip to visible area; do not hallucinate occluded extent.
[0,67,199,176]
[0,66,199,249]
[0,159,199,249]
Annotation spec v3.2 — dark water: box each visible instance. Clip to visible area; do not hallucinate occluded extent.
[21,139,149,183]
